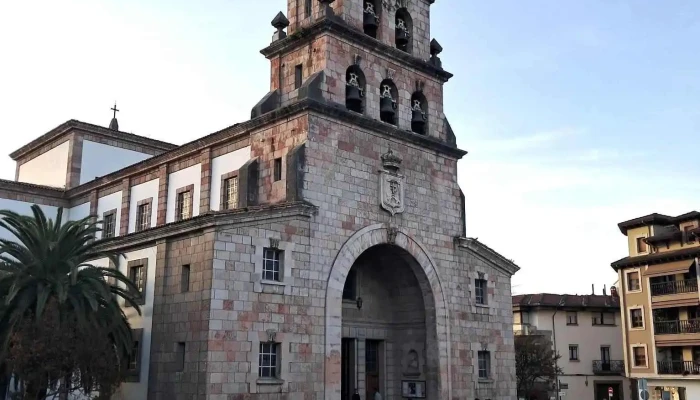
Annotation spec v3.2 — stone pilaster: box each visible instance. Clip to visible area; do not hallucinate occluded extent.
[156,165,168,226]
[119,178,131,236]
[199,148,212,214]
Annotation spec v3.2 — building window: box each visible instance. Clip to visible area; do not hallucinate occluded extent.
[176,188,193,221]
[685,225,696,243]
[136,201,152,232]
[343,268,357,300]
[273,158,282,182]
[568,345,579,361]
[475,278,487,305]
[521,311,530,324]
[630,308,644,328]
[262,248,282,281]
[176,342,186,372]
[304,0,311,18]
[366,340,380,374]
[636,237,647,253]
[130,265,145,295]
[181,264,190,293]
[627,271,641,291]
[102,210,116,239]
[477,351,490,379]
[632,346,646,367]
[593,312,615,326]
[294,64,303,89]
[259,342,279,378]
[566,312,578,325]
[128,337,140,371]
[223,176,239,210]
[125,328,143,382]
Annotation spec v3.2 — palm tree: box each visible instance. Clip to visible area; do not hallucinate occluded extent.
[0,205,141,399]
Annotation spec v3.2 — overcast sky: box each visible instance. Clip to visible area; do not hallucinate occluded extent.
[1,0,699,295]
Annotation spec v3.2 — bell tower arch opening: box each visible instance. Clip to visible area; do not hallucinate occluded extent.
[363,0,382,38]
[379,79,399,126]
[410,91,428,135]
[346,65,367,114]
[395,8,413,54]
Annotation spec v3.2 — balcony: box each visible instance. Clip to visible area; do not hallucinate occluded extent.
[655,319,700,335]
[657,360,700,375]
[592,360,624,375]
[651,279,698,296]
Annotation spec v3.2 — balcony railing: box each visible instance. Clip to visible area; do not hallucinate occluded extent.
[650,279,698,296]
[658,360,700,375]
[654,319,700,335]
[592,360,624,375]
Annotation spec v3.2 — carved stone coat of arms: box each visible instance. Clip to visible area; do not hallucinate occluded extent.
[379,149,405,216]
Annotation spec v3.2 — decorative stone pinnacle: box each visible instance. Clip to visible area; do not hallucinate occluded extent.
[271,12,289,29]
[381,149,402,171]
[430,39,443,56]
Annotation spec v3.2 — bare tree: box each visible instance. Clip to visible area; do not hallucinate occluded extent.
[515,334,562,399]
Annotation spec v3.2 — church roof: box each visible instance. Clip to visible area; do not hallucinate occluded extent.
[512,293,620,310]
[10,119,177,161]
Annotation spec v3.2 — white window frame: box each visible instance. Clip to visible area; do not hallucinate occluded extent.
[625,268,643,294]
[628,306,645,330]
[253,237,295,295]
[630,344,648,369]
[634,235,649,255]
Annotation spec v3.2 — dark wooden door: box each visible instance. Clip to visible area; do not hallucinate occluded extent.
[342,338,354,400]
[365,340,380,399]
[595,383,621,400]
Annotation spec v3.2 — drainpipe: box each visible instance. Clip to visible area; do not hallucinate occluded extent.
[552,308,559,400]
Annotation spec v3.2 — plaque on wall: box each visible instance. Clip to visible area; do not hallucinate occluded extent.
[379,149,405,216]
[401,380,426,398]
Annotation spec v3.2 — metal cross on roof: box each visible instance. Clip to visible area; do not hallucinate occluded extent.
[111,102,119,119]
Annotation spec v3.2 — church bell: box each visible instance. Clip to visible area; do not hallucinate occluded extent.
[411,104,426,134]
[346,85,363,113]
[380,95,397,124]
[363,2,378,35]
[396,18,410,47]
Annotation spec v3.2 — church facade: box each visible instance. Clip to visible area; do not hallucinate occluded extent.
[0,1,519,399]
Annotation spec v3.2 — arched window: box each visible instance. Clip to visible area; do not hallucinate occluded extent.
[379,79,398,125]
[363,0,381,38]
[410,91,428,135]
[346,65,366,114]
[395,8,413,53]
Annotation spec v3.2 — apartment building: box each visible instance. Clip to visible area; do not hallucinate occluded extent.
[613,212,700,400]
[513,292,630,400]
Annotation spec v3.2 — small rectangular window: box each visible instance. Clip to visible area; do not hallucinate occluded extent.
[102,210,116,239]
[181,264,190,293]
[477,351,490,379]
[630,308,644,328]
[223,176,239,210]
[136,202,151,232]
[636,237,647,253]
[304,0,311,18]
[176,342,186,372]
[685,225,696,243]
[566,312,578,325]
[294,64,303,89]
[568,345,579,361]
[263,248,282,281]
[365,340,380,374]
[273,158,282,182]
[129,265,145,294]
[627,271,641,291]
[128,339,140,371]
[593,312,615,326]
[633,346,646,367]
[176,190,192,221]
[259,342,279,378]
[475,278,487,305]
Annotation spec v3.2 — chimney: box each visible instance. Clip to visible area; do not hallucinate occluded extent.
[592,284,595,295]
[611,286,619,297]
[603,284,607,296]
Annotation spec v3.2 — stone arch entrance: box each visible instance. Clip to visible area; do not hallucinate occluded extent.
[325,224,451,400]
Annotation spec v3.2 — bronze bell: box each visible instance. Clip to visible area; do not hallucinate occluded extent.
[363,3,378,35]
[380,95,396,124]
[411,106,426,134]
[346,84,363,113]
[396,18,410,48]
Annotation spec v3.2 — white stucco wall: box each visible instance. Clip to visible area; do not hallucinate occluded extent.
[80,140,152,185]
[165,164,201,223]
[96,191,122,239]
[128,179,158,233]
[90,246,157,400]
[67,202,90,222]
[0,199,58,241]
[209,146,251,211]
[17,140,70,188]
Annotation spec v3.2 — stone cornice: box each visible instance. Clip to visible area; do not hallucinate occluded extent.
[0,179,69,207]
[456,237,520,277]
[94,202,317,252]
[260,17,453,82]
[10,120,177,161]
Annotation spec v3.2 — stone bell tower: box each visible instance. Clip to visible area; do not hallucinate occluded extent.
[242,1,518,400]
